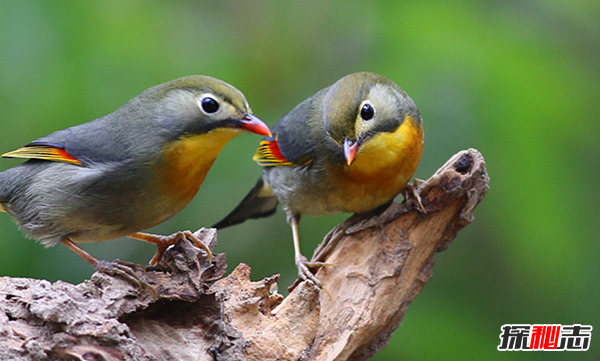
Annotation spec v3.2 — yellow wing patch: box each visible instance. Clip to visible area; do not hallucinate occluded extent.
[253,140,296,167]
[2,146,82,166]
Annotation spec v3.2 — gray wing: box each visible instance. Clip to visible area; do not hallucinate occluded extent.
[269,90,327,166]
[27,116,131,165]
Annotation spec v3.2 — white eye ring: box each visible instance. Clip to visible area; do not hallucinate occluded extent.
[359,101,375,121]
[198,94,220,114]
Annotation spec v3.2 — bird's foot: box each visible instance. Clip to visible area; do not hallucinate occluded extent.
[132,231,213,266]
[295,256,332,298]
[93,259,157,299]
[295,255,334,293]
[180,230,213,264]
[295,255,324,287]
[404,178,427,214]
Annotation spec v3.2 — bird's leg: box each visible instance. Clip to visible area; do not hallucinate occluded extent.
[290,217,329,289]
[404,178,427,213]
[60,238,156,298]
[128,230,213,266]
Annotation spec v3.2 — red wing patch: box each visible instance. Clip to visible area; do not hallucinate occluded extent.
[2,145,82,166]
[253,139,295,167]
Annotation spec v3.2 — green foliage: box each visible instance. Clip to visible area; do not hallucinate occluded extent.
[0,1,597,359]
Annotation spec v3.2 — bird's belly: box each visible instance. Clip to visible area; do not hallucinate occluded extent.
[65,224,130,243]
[328,178,406,214]
[269,162,413,218]
[297,172,409,216]
[70,131,239,242]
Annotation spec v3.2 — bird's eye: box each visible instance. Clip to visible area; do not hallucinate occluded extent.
[360,103,375,121]
[201,97,220,114]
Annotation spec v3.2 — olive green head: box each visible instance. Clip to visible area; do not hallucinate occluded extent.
[320,72,422,164]
[129,75,270,138]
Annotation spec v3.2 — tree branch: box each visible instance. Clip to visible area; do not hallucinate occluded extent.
[0,149,489,361]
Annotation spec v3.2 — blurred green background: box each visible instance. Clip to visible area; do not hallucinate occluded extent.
[0,1,597,360]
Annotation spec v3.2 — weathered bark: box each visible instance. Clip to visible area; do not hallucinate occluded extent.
[0,149,489,361]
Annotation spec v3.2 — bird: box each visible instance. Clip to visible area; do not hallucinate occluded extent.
[213,72,424,287]
[0,75,271,289]
[213,72,424,288]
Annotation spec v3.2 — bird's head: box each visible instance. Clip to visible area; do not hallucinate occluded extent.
[141,75,271,139]
[322,72,422,167]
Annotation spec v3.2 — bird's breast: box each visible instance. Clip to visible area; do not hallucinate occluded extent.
[305,115,423,215]
[157,128,242,209]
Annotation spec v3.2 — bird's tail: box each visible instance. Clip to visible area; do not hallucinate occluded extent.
[212,177,279,229]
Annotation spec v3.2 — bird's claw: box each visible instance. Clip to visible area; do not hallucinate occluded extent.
[295,257,333,298]
[182,230,213,264]
[296,258,324,288]
[294,255,333,288]
[148,230,213,265]
[94,259,157,299]
[304,260,333,269]
[404,178,427,214]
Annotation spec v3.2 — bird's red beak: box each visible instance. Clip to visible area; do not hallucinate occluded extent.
[238,114,272,137]
[343,139,360,166]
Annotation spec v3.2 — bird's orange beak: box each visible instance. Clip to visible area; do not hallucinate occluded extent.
[238,114,272,137]
[343,139,360,166]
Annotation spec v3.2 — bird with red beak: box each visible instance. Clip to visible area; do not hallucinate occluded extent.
[214,72,424,288]
[0,75,271,292]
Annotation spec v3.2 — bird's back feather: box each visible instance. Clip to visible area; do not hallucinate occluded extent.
[266,92,325,166]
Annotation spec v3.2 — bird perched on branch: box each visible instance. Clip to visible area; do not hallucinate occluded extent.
[214,72,424,287]
[0,75,271,290]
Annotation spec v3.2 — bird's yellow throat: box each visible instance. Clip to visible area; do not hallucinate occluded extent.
[346,115,424,182]
[160,128,242,203]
